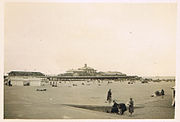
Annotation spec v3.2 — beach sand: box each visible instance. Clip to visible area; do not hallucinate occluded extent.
[4,80,175,119]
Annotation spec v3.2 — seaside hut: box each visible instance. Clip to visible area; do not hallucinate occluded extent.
[7,71,45,86]
[171,86,175,107]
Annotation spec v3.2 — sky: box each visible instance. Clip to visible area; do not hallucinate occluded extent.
[4,3,177,76]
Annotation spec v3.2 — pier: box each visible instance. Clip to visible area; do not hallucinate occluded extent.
[44,75,139,81]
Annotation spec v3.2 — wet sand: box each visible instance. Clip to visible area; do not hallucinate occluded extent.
[4,80,175,119]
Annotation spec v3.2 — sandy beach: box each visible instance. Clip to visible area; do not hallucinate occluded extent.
[4,80,175,119]
[3,1,177,120]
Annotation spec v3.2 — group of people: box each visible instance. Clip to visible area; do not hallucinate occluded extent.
[50,81,57,87]
[151,89,165,98]
[107,89,134,116]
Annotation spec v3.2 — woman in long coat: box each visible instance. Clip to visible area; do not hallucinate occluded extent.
[107,89,112,104]
[128,98,134,115]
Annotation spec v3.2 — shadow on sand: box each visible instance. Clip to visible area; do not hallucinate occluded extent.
[63,104,144,113]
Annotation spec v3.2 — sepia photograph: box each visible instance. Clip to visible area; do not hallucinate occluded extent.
[2,0,178,120]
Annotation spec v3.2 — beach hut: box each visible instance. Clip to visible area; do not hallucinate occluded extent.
[7,71,45,86]
[171,86,175,107]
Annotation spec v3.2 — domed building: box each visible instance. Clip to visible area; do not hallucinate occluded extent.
[76,64,97,76]
[61,64,97,76]
[59,64,128,77]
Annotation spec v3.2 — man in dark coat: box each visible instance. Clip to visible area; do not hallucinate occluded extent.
[118,103,127,115]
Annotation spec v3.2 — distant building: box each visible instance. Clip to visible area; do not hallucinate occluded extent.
[60,64,97,76]
[59,64,127,77]
[101,71,126,76]
[7,71,45,86]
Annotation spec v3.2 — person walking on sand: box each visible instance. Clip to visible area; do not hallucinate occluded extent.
[161,89,165,98]
[128,98,134,116]
[8,80,12,86]
[107,89,112,104]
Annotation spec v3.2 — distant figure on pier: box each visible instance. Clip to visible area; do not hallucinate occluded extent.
[128,98,134,116]
[107,89,112,104]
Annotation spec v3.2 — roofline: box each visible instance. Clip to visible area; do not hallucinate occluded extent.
[8,71,44,73]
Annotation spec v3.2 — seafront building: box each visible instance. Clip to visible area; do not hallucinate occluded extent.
[60,64,97,76]
[59,64,126,77]
[5,64,138,86]
[7,71,45,86]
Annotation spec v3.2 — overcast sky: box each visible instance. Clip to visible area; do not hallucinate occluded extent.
[4,3,176,76]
